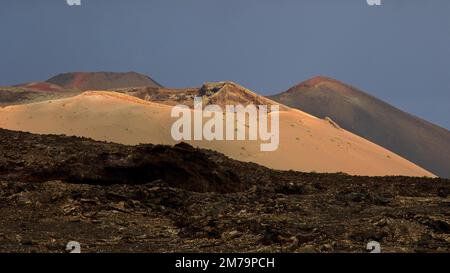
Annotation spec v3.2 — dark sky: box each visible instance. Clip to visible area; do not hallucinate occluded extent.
[1,0,449,129]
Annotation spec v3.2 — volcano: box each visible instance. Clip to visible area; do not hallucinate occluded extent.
[46,71,162,90]
[269,76,450,178]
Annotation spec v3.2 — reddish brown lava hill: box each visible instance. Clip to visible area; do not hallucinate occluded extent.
[46,71,162,90]
[270,76,450,178]
[0,128,449,252]
[15,82,64,92]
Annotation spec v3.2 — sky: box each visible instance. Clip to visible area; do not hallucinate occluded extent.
[0,0,449,129]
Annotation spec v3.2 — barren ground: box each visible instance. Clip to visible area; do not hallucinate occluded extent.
[0,129,449,253]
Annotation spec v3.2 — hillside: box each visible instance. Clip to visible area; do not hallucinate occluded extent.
[0,87,434,177]
[46,71,162,90]
[270,76,450,178]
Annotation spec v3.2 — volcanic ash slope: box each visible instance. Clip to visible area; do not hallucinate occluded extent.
[0,85,434,177]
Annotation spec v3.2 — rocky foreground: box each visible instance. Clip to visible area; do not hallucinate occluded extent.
[0,129,449,253]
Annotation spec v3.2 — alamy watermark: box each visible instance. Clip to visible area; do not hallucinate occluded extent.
[171,97,280,152]
[66,241,81,253]
[367,241,382,253]
[367,0,382,6]
[66,0,81,6]
[65,1,381,8]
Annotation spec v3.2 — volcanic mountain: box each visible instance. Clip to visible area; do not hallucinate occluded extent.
[46,71,162,90]
[0,71,163,106]
[0,81,434,177]
[269,76,450,178]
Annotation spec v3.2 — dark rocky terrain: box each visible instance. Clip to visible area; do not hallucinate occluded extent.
[0,128,449,253]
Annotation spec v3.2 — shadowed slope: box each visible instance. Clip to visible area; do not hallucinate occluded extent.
[270,76,450,178]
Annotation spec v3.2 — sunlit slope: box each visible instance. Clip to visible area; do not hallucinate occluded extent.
[0,90,434,177]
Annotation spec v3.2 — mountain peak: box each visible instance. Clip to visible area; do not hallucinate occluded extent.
[292,76,345,90]
[199,81,254,96]
[199,81,287,110]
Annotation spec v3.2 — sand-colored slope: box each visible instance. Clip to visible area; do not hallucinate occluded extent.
[0,91,434,177]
